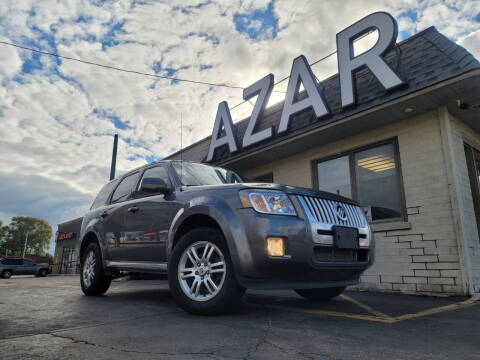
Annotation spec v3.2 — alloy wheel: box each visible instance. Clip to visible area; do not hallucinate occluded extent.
[82,250,96,288]
[178,241,226,302]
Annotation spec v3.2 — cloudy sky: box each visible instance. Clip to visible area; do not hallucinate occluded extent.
[0,0,479,254]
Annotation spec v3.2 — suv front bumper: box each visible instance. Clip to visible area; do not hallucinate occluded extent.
[233,208,374,290]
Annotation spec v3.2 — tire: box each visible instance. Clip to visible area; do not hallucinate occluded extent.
[295,286,346,302]
[38,269,48,277]
[168,227,245,315]
[80,242,112,296]
[1,270,12,279]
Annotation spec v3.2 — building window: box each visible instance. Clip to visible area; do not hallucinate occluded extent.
[314,140,405,222]
[317,156,351,198]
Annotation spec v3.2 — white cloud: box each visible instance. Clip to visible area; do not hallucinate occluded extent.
[459,28,480,59]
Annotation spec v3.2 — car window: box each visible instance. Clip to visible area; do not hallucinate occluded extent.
[91,179,119,210]
[135,166,170,198]
[5,259,23,265]
[111,172,140,204]
[172,162,244,186]
[23,259,34,266]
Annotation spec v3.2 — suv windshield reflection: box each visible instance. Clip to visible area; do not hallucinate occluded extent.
[172,161,243,186]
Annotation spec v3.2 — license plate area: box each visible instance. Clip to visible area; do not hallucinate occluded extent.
[333,226,359,249]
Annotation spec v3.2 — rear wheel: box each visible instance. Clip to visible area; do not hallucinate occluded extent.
[38,269,48,277]
[168,227,245,315]
[1,270,12,279]
[80,242,111,296]
[295,286,346,302]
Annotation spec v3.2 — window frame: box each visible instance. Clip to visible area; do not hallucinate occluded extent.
[311,137,407,223]
[109,171,141,204]
[133,164,173,199]
[91,179,119,210]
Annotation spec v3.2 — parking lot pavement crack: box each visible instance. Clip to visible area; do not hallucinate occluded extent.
[48,333,226,358]
[242,306,328,360]
[264,339,334,360]
[0,312,175,341]
[243,306,273,360]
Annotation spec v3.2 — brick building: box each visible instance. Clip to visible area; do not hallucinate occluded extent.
[53,217,82,274]
[166,27,480,296]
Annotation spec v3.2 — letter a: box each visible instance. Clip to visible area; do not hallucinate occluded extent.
[278,55,329,134]
[206,101,238,162]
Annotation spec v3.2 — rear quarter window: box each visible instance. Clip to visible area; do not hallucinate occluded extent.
[91,180,118,210]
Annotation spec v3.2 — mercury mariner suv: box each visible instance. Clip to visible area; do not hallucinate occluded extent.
[78,160,374,314]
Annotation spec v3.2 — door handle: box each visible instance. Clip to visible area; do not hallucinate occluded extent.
[100,210,109,218]
[128,206,139,213]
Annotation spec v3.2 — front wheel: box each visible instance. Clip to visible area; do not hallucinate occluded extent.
[295,286,346,302]
[80,242,111,296]
[168,227,245,315]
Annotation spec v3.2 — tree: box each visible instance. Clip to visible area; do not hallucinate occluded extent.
[0,220,9,256]
[2,217,52,257]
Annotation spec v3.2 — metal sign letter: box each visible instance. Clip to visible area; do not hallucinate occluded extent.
[336,11,404,108]
[206,101,238,162]
[242,74,274,148]
[277,55,329,134]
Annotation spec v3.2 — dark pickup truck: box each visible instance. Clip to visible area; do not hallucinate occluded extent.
[76,160,374,314]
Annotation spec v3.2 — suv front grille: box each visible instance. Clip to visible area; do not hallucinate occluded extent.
[298,196,367,227]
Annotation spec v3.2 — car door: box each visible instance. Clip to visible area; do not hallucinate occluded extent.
[22,259,36,275]
[103,171,141,262]
[12,259,25,274]
[120,165,176,263]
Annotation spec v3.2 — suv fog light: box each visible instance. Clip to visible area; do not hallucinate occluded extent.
[266,237,285,257]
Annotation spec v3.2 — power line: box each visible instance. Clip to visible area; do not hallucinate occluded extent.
[0,40,246,90]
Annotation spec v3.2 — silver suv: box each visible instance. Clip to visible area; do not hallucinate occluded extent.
[0,258,51,278]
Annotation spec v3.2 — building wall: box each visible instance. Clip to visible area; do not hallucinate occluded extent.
[446,112,480,295]
[53,238,79,274]
[242,109,472,295]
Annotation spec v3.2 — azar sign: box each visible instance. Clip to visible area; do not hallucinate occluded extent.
[206,12,404,162]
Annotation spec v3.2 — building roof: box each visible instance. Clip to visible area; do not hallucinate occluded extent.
[166,26,480,165]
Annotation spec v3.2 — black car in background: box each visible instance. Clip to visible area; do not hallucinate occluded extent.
[0,258,51,278]
[76,160,374,315]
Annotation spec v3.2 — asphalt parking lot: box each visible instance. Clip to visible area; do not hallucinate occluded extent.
[0,276,479,360]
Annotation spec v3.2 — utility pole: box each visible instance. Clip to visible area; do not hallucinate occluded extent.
[110,134,118,181]
[22,231,29,258]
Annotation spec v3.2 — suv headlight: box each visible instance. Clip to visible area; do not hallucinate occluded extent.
[239,190,297,216]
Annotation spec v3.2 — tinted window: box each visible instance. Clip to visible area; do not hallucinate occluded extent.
[91,180,118,209]
[135,166,170,197]
[316,142,404,222]
[3,259,22,265]
[172,162,243,186]
[23,259,34,266]
[317,156,352,198]
[354,144,402,221]
[111,172,139,203]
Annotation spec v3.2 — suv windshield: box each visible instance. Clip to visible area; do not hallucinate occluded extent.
[172,162,243,186]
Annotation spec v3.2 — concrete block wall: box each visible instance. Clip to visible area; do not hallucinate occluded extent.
[243,109,469,295]
[447,114,480,295]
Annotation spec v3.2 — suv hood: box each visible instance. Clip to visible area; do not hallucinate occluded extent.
[180,182,358,205]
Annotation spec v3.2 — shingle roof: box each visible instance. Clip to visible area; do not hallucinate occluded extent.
[166,26,480,164]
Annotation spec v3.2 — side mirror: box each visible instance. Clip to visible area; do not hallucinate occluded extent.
[140,177,169,194]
